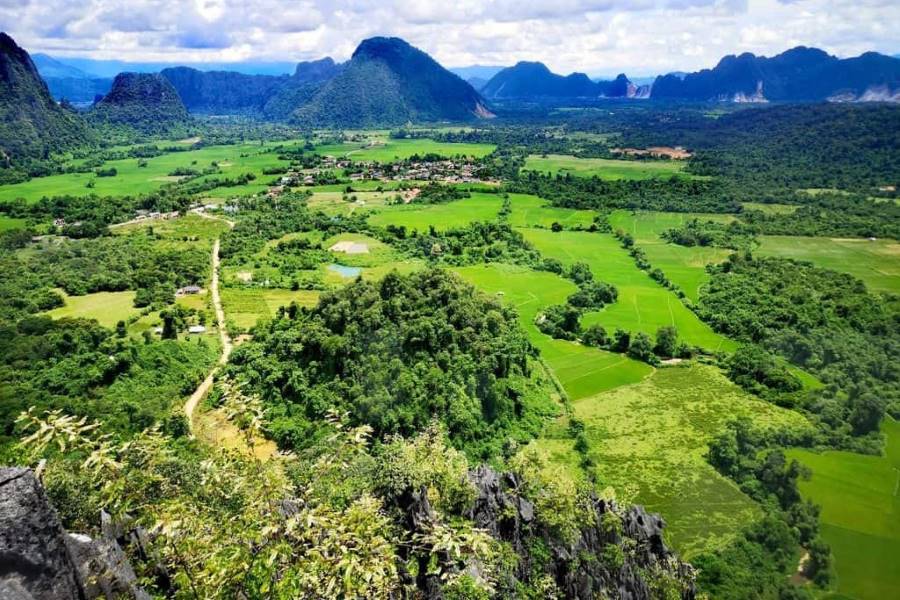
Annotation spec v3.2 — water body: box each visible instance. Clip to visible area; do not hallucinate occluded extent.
[327,263,362,278]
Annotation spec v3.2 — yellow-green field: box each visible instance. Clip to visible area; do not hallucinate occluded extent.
[756,236,900,295]
[45,290,139,328]
[787,418,900,600]
[522,154,691,180]
[367,192,504,232]
[545,364,811,557]
[0,216,27,231]
[520,228,737,352]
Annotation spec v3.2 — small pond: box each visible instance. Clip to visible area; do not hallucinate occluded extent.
[327,263,363,278]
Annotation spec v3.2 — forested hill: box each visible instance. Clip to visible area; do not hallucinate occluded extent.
[652,46,900,102]
[88,72,192,135]
[481,61,642,100]
[160,67,290,114]
[291,37,494,127]
[0,32,92,163]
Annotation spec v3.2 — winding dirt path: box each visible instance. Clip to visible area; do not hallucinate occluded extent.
[185,232,233,435]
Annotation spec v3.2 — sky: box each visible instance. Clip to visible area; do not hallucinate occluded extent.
[1,0,898,76]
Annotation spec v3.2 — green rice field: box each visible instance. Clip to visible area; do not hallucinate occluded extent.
[522,154,691,180]
[454,263,653,400]
[367,192,504,232]
[506,193,597,229]
[756,236,900,294]
[607,210,735,301]
[787,418,900,600]
[520,228,737,352]
[221,288,321,330]
[314,137,495,162]
[0,216,27,231]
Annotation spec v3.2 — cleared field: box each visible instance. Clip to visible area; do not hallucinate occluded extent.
[114,213,231,244]
[565,364,811,557]
[607,210,735,302]
[521,228,737,352]
[307,191,394,217]
[45,290,139,328]
[741,202,799,214]
[787,418,900,600]
[0,140,303,203]
[367,192,504,232]
[0,216,27,231]
[756,236,900,295]
[506,193,597,229]
[454,263,652,400]
[314,138,495,162]
[522,154,690,180]
[221,288,320,330]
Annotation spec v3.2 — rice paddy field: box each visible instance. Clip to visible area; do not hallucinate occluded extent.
[522,154,691,180]
[45,290,139,328]
[557,364,812,558]
[787,418,900,600]
[520,228,737,352]
[607,210,735,301]
[453,263,653,400]
[313,137,495,162]
[367,192,505,232]
[0,216,27,230]
[221,288,321,330]
[506,193,597,229]
[756,236,900,295]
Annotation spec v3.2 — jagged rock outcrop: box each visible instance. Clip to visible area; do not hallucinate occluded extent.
[89,72,191,135]
[0,467,148,600]
[396,465,695,599]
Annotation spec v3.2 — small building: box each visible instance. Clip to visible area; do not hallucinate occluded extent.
[177,285,202,296]
[188,325,207,334]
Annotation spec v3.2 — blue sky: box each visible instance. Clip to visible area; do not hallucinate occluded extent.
[1,0,898,76]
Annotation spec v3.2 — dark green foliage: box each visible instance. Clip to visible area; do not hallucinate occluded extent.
[161,66,291,115]
[412,183,471,204]
[654,326,678,358]
[229,269,557,460]
[627,332,656,363]
[388,222,543,267]
[508,171,742,213]
[741,194,900,239]
[89,72,193,136]
[581,324,609,347]
[536,304,582,340]
[0,33,93,164]
[662,218,756,250]
[700,255,897,445]
[725,345,802,401]
[566,281,617,310]
[0,316,216,450]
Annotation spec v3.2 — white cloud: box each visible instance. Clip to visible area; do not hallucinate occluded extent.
[0,0,897,75]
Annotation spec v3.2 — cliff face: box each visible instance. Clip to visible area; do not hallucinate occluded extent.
[0,468,148,600]
[398,466,696,599]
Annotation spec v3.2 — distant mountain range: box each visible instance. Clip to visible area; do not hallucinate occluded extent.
[480,61,649,100]
[653,46,900,102]
[0,34,92,161]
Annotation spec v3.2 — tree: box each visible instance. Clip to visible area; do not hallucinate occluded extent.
[115,320,127,338]
[551,221,563,232]
[161,310,177,339]
[804,538,832,586]
[582,324,609,347]
[848,393,883,435]
[654,326,678,357]
[627,332,655,363]
[568,261,593,285]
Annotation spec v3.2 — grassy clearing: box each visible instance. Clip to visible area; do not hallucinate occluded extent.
[0,216,27,231]
[314,138,495,162]
[307,191,394,217]
[756,236,900,295]
[522,154,691,180]
[505,193,597,229]
[114,213,230,245]
[520,228,736,352]
[741,202,799,214]
[454,263,652,400]
[45,290,139,328]
[0,140,305,203]
[607,210,735,302]
[787,418,900,600]
[367,192,504,232]
[559,364,811,557]
[221,288,320,330]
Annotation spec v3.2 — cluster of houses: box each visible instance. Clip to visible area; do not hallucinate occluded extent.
[130,210,181,223]
[610,146,692,160]
[346,158,489,184]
